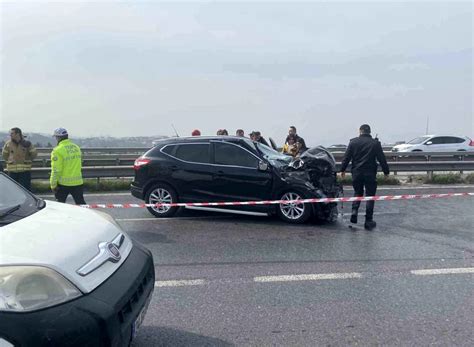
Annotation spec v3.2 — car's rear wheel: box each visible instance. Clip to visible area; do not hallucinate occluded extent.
[145,183,179,218]
[277,191,312,224]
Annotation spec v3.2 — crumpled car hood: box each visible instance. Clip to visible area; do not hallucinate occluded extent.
[280,146,341,197]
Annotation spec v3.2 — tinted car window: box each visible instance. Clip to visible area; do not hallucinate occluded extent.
[161,144,177,156]
[429,137,446,145]
[446,137,465,144]
[215,143,259,168]
[174,144,210,163]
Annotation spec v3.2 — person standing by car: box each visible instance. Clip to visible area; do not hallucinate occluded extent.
[295,137,309,157]
[340,124,389,230]
[250,131,269,146]
[284,126,305,149]
[236,129,245,137]
[282,134,298,156]
[50,128,86,205]
[2,127,37,191]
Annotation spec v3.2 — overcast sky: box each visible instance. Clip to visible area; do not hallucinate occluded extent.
[0,1,472,146]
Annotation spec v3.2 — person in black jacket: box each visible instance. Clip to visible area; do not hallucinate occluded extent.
[340,124,389,230]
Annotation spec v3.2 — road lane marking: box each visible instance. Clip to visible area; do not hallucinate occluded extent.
[411,267,474,276]
[155,279,206,287]
[254,273,362,283]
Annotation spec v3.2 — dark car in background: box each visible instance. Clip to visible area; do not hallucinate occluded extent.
[131,136,341,224]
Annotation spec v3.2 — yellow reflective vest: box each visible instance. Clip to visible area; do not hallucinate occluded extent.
[50,139,84,189]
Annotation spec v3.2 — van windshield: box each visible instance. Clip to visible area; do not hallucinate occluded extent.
[0,174,41,226]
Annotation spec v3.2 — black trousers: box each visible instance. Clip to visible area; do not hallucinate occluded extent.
[351,173,377,221]
[55,184,86,205]
[9,171,32,191]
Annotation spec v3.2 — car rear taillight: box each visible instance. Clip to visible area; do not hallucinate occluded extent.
[134,158,151,170]
[469,139,474,147]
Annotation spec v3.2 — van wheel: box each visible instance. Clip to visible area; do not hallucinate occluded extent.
[277,191,312,224]
[145,184,178,218]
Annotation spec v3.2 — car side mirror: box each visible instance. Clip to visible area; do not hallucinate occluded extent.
[258,161,269,171]
[425,141,433,145]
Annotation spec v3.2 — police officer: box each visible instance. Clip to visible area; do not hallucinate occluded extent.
[50,128,86,205]
[340,124,389,230]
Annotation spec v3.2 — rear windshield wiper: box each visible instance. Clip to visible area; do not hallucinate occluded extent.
[0,204,21,219]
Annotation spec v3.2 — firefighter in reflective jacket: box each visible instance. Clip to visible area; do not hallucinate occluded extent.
[2,127,37,191]
[50,128,86,205]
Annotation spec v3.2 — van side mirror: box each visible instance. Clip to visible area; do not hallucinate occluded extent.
[425,141,433,145]
[258,161,269,171]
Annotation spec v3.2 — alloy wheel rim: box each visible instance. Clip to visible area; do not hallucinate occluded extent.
[149,188,173,213]
[280,192,305,220]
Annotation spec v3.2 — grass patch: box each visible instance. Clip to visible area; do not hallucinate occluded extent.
[465,173,474,184]
[338,174,400,186]
[424,173,465,184]
[32,178,132,194]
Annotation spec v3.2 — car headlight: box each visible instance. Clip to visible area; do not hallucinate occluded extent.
[0,266,82,312]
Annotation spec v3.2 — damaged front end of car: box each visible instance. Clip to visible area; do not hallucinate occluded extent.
[282,146,343,221]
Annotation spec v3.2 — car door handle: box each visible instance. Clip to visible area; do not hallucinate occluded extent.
[214,170,225,176]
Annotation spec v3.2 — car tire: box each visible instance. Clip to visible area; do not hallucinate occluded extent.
[277,191,312,224]
[145,183,179,218]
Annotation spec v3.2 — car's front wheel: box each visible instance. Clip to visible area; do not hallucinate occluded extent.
[277,191,312,224]
[145,183,179,218]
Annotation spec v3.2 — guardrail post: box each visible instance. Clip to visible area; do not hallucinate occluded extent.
[427,171,433,181]
[96,177,100,189]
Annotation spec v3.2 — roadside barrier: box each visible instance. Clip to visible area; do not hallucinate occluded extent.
[80,192,474,209]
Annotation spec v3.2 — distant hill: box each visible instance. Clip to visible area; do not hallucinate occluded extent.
[0,132,168,148]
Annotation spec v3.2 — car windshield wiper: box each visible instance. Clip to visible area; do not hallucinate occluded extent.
[0,204,21,219]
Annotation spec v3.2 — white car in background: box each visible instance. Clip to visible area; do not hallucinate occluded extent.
[391,135,474,152]
[0,173,154,347]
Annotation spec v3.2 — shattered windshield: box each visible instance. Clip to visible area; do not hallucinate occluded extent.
[255,142,292,168]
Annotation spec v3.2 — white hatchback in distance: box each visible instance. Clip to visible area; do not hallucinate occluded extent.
[0,173,154,347]
[391,135,474,152]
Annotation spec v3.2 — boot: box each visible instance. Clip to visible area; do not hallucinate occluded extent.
[364,220,377,230]
[350,209,358,224]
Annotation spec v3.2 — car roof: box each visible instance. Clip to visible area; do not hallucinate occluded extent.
[153,136,251,146]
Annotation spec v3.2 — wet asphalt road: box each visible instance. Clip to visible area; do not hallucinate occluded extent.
[44,186,474,346]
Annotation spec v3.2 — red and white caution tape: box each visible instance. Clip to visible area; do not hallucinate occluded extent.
[80,192,474,209]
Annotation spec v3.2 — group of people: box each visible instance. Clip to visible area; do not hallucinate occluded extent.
[281,126,308,158]
[2,127,86,205]
[190,125,307,157]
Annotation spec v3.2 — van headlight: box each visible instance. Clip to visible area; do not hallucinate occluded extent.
[0,266,82,312]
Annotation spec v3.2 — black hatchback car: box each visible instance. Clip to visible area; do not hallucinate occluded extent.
[131,136,341,224]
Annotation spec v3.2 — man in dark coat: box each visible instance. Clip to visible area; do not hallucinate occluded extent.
[340,124,390,230]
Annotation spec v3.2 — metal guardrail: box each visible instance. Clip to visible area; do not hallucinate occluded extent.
[27,161,474,180]
[3,147,473,180]
[4,149,474,169]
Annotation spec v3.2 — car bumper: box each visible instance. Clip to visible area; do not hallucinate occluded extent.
[0,243,155,347]
[131,183,144,200]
